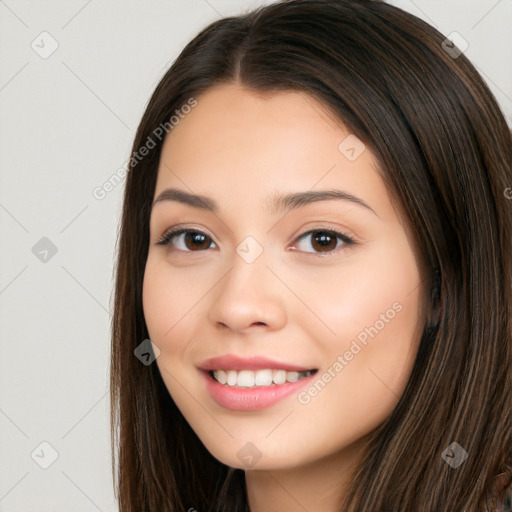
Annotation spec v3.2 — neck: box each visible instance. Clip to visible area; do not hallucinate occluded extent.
[244,437,368,512]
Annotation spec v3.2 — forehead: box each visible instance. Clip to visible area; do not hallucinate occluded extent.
[164,83,348,153]
[155,83,381,197]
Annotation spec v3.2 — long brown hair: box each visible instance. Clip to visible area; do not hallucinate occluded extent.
[110,1,512,510]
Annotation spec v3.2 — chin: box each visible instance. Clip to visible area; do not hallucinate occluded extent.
[199,433,315,471]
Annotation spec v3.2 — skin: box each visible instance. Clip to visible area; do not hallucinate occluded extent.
[142,82,428,511]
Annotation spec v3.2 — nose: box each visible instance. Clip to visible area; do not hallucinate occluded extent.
[207,253,288,334]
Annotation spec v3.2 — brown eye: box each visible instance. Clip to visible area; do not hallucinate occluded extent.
[182,232,212,251]
[294,229,355,254]
[156,227,355,255]
[156,229,215,251]
[310,231,338,252]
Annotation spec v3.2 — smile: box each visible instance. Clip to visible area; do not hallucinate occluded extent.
[201,368,318,411]
[210,369,316,387]
[198,354,319,410]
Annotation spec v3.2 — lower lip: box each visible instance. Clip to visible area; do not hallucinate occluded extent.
[201,370,317,411]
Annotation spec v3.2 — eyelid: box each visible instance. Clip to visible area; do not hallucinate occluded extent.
[156,224,218,245]
[290,221,359,244]
[289,227,356,256]
[155,223,358,254]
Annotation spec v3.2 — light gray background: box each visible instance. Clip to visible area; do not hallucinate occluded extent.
[0,1,511,510]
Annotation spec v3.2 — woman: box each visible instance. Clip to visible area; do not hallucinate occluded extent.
[110,0,512,510]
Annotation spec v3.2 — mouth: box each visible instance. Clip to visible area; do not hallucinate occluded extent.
[208,368,317,388]
[200,365,319,411]
[198,354,319,410]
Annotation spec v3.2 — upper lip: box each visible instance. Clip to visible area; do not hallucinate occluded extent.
[197,354,316,372]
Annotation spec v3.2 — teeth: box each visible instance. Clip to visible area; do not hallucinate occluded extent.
[215,370,227,385]
[287,371,299,382]
[255,369,273,386]
[212,369,315,387]
[227,370,237,386]
[237,370,254,387]
[273,369,286,385]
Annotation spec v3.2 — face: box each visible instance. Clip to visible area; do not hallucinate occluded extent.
[142,83,427,471]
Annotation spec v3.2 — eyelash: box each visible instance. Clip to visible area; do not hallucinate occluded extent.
[155,226,356,256]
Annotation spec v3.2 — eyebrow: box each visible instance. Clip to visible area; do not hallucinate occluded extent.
[152,187,378,216]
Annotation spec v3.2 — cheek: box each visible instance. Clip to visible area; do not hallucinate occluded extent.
[142,258,205,409]
[289,237,422,350]
[294,290,421,461]
[142,262,175,343]
[293,239,423,435]
[142,255,210,345]
[142,256,220,401]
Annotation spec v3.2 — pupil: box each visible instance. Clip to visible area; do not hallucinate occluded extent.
[186,232,210,250]
[313,231,335,251]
